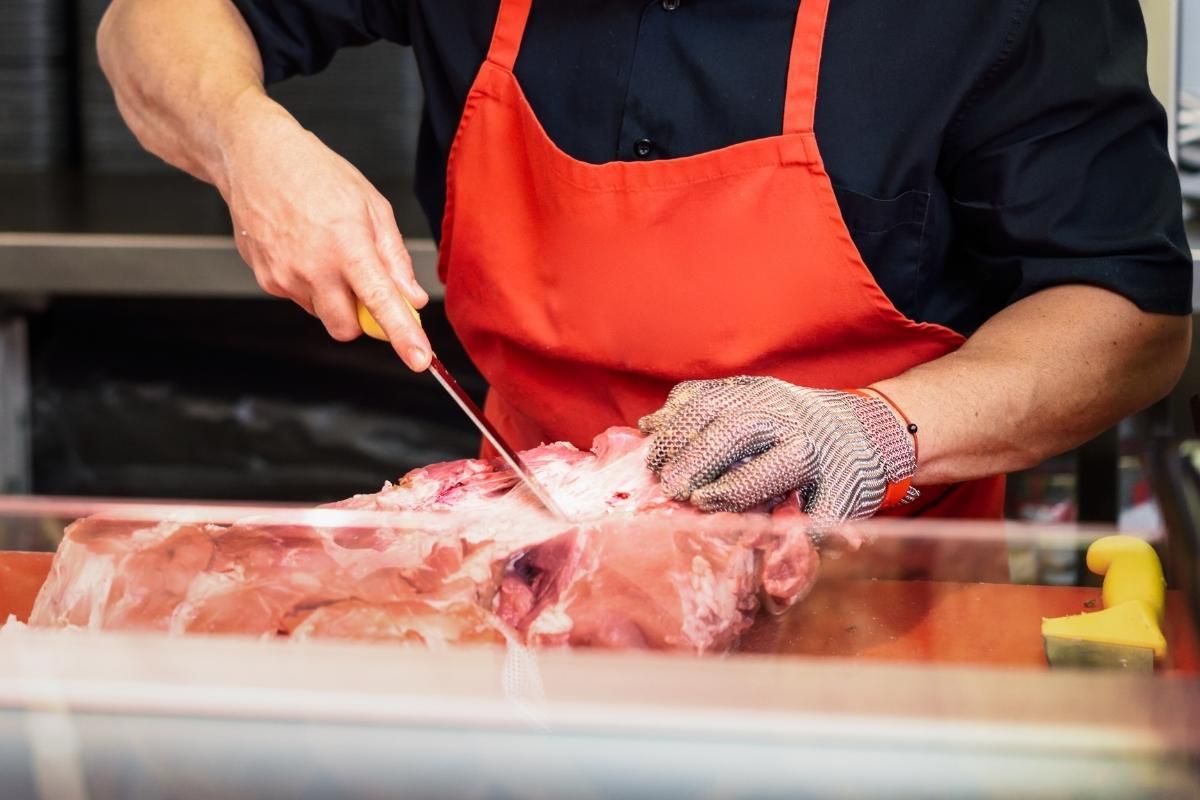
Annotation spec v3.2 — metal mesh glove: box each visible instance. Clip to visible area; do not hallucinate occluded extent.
[638,377,918,524]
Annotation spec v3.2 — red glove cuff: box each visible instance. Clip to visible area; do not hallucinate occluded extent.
[881,477,915,510]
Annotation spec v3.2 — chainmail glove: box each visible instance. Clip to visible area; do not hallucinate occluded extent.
[638,377,919,524]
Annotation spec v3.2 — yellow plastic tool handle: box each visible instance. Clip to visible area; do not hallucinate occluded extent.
[1087,535,1166,623]
[357,300,420,343]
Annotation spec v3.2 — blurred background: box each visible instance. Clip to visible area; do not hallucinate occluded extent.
[0,0,1198,533]
[0,0,480,505]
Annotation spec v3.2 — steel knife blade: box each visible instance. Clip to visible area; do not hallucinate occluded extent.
[357,302,571,520]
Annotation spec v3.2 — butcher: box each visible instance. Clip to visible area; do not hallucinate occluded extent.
[97,0,1192,523]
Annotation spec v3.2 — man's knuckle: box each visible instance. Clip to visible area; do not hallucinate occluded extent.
[359,284,393,308]
[257,275,285,298]
[329,219,371,249]
[329,321,360,342]
[277,271,312,296]
[342,245,382,272]
[381,240,407,264]
[272,263,302,283]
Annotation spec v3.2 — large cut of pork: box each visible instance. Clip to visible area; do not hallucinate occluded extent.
[28,428,820,652]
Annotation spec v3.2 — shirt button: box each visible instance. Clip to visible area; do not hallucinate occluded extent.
[633,138,654,158]
[662,0,680,9]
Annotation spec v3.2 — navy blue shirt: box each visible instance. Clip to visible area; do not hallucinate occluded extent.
[231,0,1192,335]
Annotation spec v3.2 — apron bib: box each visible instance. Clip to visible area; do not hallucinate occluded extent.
[437,0,1005,521]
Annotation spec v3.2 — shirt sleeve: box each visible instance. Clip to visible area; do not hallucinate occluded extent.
[941,0,1192,316]
[229,0,410,84]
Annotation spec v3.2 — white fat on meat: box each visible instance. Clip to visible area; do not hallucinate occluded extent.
[333,427,678,522]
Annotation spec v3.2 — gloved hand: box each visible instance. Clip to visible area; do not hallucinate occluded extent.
[638,377,919,523]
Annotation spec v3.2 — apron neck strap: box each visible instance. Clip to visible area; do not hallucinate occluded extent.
[486,0,533,71]
[487,0,827,132]
[782,0,831,135]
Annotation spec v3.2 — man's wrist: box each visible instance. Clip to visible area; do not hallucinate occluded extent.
[209,88,292,197]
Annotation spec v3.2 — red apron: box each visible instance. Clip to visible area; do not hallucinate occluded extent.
[438,0,1005,521]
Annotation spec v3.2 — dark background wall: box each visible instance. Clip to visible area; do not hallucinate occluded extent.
[2,0,485,503]
[2,0,423,176]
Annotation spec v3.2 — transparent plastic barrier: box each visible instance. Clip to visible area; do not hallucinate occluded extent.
[0,495,1189,665]
[0,495,1196,798]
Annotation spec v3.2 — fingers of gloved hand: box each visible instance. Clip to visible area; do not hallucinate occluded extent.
[690,435,820,513]
[638,379,721,434]
[644,377,767,472]
[639,376,769,433]
[659,412,780,500]
[637,405,669,436]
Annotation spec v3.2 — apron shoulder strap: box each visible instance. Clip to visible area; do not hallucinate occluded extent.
[782,0,832,135]
[486,0,533,71]
[487,0,826,130]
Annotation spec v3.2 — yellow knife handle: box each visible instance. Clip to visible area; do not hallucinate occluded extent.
[357,300,421,343]
[1087,535,1165,623]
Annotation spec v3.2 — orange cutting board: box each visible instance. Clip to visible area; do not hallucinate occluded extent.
[739,578,1199,673]
[0,551,52,625]
[1,551,1196,672]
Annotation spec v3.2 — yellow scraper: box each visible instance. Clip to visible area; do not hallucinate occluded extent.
[1041,535,1167,671]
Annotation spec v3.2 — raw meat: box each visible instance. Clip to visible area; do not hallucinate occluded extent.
[496,522,762,650]
[289,600,508,647]
[29,427,821,653]
[330,427,678,518]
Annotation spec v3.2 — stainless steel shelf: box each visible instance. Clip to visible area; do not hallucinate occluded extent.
[0,171,439,300]
[0,232,443,300]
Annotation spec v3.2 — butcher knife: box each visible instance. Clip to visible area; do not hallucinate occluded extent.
[356,301,571,521]
[1041,535,1167,671]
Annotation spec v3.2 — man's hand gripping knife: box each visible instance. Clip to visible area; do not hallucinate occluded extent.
[639,378,919,528]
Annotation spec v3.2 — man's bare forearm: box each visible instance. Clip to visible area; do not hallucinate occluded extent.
[636,283,1188,519]
[97,0,435,366]
[873,285,1192,485]
[98,0,286,193]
